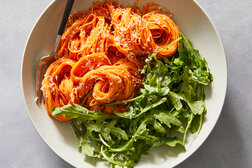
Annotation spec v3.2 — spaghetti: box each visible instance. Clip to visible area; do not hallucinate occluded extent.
[42,0,180,121]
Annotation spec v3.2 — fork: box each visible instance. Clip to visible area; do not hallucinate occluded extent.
[36,0,74,105]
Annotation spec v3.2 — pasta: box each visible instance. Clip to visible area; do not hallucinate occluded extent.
[42,0,180,121]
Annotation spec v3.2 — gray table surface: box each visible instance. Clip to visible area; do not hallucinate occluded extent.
[0,0,251,167]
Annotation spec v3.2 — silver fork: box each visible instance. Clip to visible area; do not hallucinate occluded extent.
[36,0,74,105]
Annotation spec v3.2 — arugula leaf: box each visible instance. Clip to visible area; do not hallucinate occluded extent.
[169,125,185,135]
[113,97,167,119]
[183,113,194,145]
[101,120,128,142]
[52,104,117,120]
[165,137,184,147]
[101,145,133,167]
[85,121,101,140]
[190,114,202,134]
[153,120,166,134]
[168,91,205,115]
[178,37,190,65]
[153,110,182,128]
[78,138,96,157]
[168,91,183,110]
[133,140,151,162]
[190,113,204,139]
[71,122,96,157]
[181,32,212,85]
[186,99,205,115]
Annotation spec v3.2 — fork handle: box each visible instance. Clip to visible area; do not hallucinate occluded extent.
[58,0,74,36]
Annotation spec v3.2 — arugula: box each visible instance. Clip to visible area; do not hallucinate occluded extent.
[52,104,117,121]
[51,33,212,168]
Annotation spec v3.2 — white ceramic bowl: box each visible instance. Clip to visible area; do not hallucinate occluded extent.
[22,0,227,167]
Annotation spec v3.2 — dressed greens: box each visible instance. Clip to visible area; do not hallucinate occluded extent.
[52,33,212,167]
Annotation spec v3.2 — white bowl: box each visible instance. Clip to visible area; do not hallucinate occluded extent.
[21,0,227,167]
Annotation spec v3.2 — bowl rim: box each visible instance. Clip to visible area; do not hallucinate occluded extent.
[21,0,227,167]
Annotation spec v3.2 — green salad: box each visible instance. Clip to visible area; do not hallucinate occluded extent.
[52,33,212,167]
